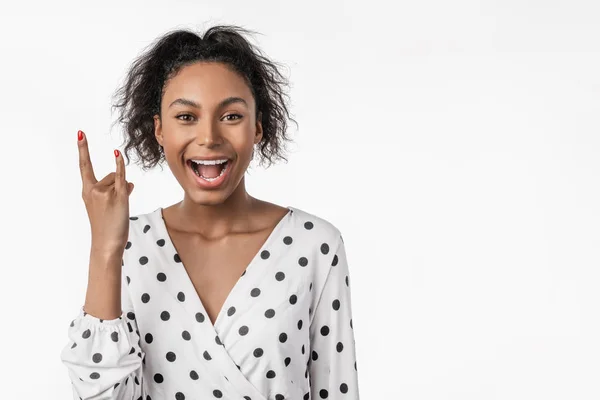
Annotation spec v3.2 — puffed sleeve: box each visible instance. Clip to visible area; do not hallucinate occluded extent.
[309,234,360,399]
[60,264,144,400]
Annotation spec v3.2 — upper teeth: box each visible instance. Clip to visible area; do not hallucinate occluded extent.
[191,159,228,165]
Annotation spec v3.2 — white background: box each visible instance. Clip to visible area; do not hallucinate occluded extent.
[0,0,599,398]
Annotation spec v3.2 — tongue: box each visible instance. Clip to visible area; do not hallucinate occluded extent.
[198,164,222,178]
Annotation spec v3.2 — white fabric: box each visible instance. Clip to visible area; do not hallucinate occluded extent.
[61,206,360,400]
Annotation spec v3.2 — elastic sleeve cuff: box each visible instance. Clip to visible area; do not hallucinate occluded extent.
[75,305,127,327]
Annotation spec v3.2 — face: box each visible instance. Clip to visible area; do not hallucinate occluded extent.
[153,62,262,205]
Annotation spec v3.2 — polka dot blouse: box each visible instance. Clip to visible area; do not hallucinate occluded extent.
[61,206,360,400]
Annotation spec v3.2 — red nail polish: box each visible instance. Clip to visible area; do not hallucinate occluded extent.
[114,149,120,158]
[78,130,83,141]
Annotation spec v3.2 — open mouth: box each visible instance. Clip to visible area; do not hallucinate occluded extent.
[187,159,231,183]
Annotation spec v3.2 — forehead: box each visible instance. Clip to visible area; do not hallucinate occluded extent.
[162,62,254,109]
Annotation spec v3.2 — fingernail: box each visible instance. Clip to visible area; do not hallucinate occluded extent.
[78,130,84,141]
[114,149,120,158]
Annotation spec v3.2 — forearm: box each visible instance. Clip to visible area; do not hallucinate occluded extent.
[83,249,123,320]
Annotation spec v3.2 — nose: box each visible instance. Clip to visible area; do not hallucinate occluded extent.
[195,119,223,148]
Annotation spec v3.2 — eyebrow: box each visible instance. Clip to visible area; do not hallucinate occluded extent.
[168,96,248,110]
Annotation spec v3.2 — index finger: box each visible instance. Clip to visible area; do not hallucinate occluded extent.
[77,130,98,188]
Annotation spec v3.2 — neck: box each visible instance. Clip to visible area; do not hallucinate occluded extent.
[176,175,259,239]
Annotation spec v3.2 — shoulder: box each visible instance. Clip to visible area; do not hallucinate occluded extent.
[128,207,161,229]
[124,207,163,246]
[288,205,343,245]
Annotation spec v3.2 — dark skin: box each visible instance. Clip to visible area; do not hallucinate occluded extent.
[153,61,289,325]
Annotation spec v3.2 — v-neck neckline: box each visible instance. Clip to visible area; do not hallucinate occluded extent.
[154,205,294,331]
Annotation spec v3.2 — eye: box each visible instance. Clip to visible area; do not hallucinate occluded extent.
[176,113,195,122]
[223,114,243,121]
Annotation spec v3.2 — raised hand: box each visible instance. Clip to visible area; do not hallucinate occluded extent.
[77,130,134,257]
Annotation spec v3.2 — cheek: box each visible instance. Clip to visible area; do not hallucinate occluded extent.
[229,130,257,156]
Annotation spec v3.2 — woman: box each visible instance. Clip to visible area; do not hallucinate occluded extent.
[61,25,360,400]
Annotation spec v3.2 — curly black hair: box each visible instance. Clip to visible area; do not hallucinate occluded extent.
[109,24,297,172]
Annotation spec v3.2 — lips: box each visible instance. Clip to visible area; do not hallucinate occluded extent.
[186,158,233,189]
[187,159,228,177]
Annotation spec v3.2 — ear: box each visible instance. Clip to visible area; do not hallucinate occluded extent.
[153,115,163,147]
[254,111,263,145]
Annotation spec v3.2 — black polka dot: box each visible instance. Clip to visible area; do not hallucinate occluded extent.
[239,325,249,336]
[129,216,138,220]
[319,389,328,398]
[70,342,77,349]
[127,312,135,320]
[320,243,329,254]
[145,333,153,344]
[297,320,303,330]
[177,292,185,302]
[283,236,293,245]
[92,353,102,363]
[111,332,119,342]
[126,276,130,285]
[304,393,309,400]
[266,370,276,378]
[336,342,344,352]
[125,241,132,250]
[320,325,330,336]
[182,331,191,341]
[279,332,287,343]
[298,257,308,267]
[265,309,275,318]
[250,288,261,297]
[90,372,100,380]
[253,348,263,357]
[153,373,163,383]
[340,383,348,393]
[195,312,205,323]
[143,224,151,233]
[82,329,91,339]
[157,272,167,282]
[275,271,285,281]
[309,282,313,291]
[213,390,223,398]
[190,370,199,380]
[345,275,349,286]
[260,250,270,259]
[215,335,223,345]
[289,294,297,304]
[139,256,148,265]
[227,306,236,316]
[332,299,340,310]
[301,344,305,354]
[175,392,185,400]
[275,395,284,400]
[160,311,170,321]
[304,221,314,230]
[332,254,339,266]
[141,293,150,303]
[166,351,176,362]
[174,253,181,263]
[156,239,165,247]
[284,357,291,366]
[203,350,212,360]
